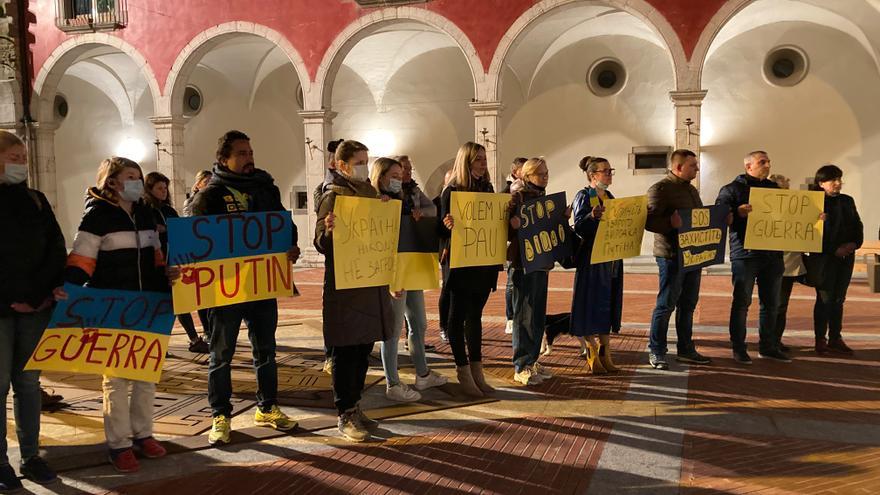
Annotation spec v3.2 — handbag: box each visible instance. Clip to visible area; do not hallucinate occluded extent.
[802,253,827,288]
[559,225,583,269]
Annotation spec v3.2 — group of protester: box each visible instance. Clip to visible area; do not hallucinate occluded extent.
[0,128,863,487]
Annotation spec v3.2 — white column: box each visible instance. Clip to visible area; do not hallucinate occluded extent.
[298,109,336,266]
[32,122,59,207]
[669,90,708,189]
[149,116,187,208]
[470,101,503,191]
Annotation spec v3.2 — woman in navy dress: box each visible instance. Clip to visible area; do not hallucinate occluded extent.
[570,156,623,374]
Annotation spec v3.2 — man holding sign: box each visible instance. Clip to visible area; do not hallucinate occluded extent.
[716,151,791,364]
[189,131,300,446]
[645,150,713,370]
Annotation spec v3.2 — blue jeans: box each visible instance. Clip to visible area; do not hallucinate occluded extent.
[0,309,51,465]
[382,290,429,386]
[208,299,278,417]
[510,266,549,372]
[649,257,701,356]
[505,262,514,321]
[729,256,784,353]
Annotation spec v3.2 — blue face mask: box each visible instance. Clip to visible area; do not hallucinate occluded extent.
[120,179,144,202]
[1,163,28,184]
[387,178,402,194]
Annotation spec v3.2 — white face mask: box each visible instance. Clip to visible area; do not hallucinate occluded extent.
[387,178,402,194]
[351,164,369,182]
[120,179,144,202]
[1,163,28,184]
[595,180,609,191]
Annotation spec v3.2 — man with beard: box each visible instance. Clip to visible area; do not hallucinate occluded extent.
[190,130,301,446]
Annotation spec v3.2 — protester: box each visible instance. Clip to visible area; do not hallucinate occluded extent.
[440,142,499,397]
[716,151,789,364]
[570,156,622,375]
[189,131,300,446]
[769,174,805,352]
[435,169,455,343]
[63,157,174,472]
[645,150,712,370]
[809,165,862,355]
[0,131,66,488]
[143,172,209,354]
[315,140,393,442]
[508,157,565,385]
[501,157,527,194]
[182,169,212,217]
[372,158,447,402]
[318,139,344,376]
[503,157,527,336]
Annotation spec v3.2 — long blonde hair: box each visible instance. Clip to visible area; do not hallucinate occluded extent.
[369,157,401,190]
[191,170,212,194]
[95,156,143,203]
[519,157,547,183]
[450,141,487,189]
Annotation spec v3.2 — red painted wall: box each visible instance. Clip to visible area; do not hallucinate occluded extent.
[28,0,730,94]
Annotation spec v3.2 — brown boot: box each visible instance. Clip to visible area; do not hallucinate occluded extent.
[470,361,495,395]
[815,337,829,355]
[586,342,607,375]
[456,365,484,397]
[598,343,619,372]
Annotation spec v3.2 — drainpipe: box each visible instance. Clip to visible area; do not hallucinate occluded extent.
[15,0,37,188]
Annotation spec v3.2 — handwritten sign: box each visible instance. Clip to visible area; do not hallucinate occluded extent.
[25,284,175,383]
[517,192,572,273]
[744,189,824,252]
[392,216,440,292]
[591,195,648,264]
[677,205,728,272]
[333,195,401,290]
[167,211,294,313]
[450,191,509,268]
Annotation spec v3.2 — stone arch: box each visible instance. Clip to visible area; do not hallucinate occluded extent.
[161,22,311,117]
[311,7,485,110]
[32,34,161,124]
[688,0,756,91]
[486,0,688,100]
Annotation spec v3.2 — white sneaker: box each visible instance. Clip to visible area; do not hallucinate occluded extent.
[505,320,513,334]
[385,383,421,402]
[414,370,448,391]
[532,362,553,380]
[513,368,542,386]
[322,358,333,375]
[541,344,553,356]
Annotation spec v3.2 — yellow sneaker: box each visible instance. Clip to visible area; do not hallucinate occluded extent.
[254,405,297,431]
[208,415,231,446]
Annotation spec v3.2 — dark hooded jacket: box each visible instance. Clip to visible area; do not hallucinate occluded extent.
[716,173,782,261]
[0,183,67,316]
[314,169,394,347]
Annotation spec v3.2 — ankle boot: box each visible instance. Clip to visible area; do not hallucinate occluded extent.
[586,342,607,375]
[598,343,619,372]
[456,365,484,397]
[470,361,495,394]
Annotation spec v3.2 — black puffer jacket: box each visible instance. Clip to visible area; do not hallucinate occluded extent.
[65,189,167,292]
[716,174,782,261]
[821,193,863,255]
[0,183,67,316]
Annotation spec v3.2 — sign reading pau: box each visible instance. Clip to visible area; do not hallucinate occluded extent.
[744,189,824,252]
[167,211,295,313]
[25,284,175,383]
[450,191,510,268]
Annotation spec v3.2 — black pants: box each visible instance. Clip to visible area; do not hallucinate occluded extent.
[438,274,451,333]
[447,288,491,366]
[814,255,854,342]
[208,299,278,417]
[776,276,800,344]
[330,343,372,414]
[177,313,199,342]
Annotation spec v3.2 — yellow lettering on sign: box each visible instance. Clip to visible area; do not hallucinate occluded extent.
[692,208,710,228]
[678,228,722,248]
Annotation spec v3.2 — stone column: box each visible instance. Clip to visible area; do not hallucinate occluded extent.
[298,109,336,267]
[149,116,187,208]
[470,101,503,191]
[669,90,708,189]
[32,122,59,207]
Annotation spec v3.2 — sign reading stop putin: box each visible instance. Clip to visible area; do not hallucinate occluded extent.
[167,211,295,313]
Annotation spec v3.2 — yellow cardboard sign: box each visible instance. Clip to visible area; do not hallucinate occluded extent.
[173,252,294,314]
[744,188,824,252]
[26,327,170,383]
[392,252,440,292]
[333,195,402,289]
[450,191,510,269]
[591,195,648,263]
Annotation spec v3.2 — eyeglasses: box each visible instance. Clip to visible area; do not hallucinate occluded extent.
[596,169,615,176]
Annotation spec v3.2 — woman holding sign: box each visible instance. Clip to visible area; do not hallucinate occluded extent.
[0,131,66,488]
[570,157,623,375]
[371,158,447,403]
[439,142,499,397]
[143,172,210,354]
[63,157,176,473]
[809,165,862,355]
[315,140,393,442]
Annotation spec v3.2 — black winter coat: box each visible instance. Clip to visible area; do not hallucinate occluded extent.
[821,193,863,255]
[716,174,783,261]
[0,183,67,316]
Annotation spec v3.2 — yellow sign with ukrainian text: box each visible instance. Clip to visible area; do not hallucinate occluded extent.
[744,188,824,252]
[333,195,402,290]
[450,191,510,269]
[590,195,648,263]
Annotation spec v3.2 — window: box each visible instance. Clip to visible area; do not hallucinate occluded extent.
[763,46,808,87]
[354,0,428,6]
[55,0,128,32]
[628,146,673,176]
